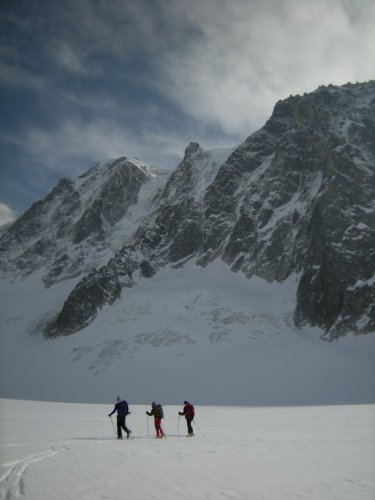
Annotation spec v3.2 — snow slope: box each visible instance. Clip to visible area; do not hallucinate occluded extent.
[1,261,374,405]
[0,399,374,500]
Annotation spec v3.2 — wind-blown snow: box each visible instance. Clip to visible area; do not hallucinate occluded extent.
[0,261,374,405]
[108,164,169,252]
[0,399,374,500]
[192,146,236,199]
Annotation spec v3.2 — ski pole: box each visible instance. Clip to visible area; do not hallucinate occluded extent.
[109,415,116,436]
[192,419,204,437]
[177,414,180,437]
[146,415,150,438]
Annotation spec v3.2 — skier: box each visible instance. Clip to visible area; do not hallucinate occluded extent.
[179,400,195,436]
[146,402,165,438]
[108,396,132,439]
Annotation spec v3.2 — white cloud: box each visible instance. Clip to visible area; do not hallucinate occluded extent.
[2,0,375,203]
[0,202,16,226]
[152,0,375,135]
[54,41,87,75]
[16,120,140,173]
[3,116,187,181]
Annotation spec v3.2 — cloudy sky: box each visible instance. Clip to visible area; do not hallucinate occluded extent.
[1,0,374,224]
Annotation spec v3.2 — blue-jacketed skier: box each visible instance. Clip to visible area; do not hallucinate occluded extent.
[108,396,132,439]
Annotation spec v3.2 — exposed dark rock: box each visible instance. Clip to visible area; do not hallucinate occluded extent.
[2,81,374,340]
[45,81,375,337]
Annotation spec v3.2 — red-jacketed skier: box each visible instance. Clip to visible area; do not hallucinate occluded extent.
[146,402,165,438]
[179,401,195,436]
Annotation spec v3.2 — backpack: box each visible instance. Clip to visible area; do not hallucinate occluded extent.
[154,404,164,419]
[119,400,129,415]
[185,404,195,418]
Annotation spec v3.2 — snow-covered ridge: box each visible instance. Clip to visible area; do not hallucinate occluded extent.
[0,157,170,286]
[1,79,369,338]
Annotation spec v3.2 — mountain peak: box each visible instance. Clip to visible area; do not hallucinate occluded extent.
[183,141,202,159]
[1,81,374,340]
[0,156,168,287]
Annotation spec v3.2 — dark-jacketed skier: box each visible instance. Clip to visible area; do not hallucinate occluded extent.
[179,401,195,436]
[108,396,132,439]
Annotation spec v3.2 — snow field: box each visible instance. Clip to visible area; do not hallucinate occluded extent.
[1,399,374,500]
[1,261,375,406]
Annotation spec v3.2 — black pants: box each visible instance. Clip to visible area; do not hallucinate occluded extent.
[185,416,194,434]
[117,415,130,438]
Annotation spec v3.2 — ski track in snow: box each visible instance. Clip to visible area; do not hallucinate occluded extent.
[1,445,62,499]
[1,400,375,500]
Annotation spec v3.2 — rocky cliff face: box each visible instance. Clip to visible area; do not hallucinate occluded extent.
[0,158,168,287]
[2,81,374,339]
[201,82,375,336]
